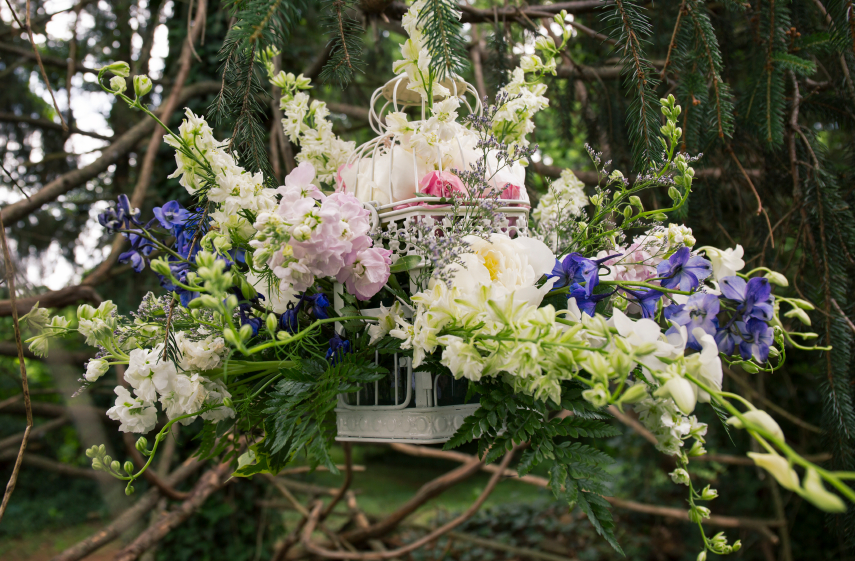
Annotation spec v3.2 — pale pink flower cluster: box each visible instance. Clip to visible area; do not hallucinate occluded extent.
[255,162,392,301]
[598,241,659,284]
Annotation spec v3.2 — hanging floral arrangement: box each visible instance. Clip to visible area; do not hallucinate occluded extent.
[19,5,851,559]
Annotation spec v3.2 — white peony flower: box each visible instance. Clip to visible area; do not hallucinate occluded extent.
[447,234,557,307]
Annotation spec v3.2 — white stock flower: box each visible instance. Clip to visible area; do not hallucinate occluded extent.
[85,359,110,382]
[124,346,176,402]
[439,335,484,381]
[107,386,157,433]
[702,245,745,281]
[369,302,404,345]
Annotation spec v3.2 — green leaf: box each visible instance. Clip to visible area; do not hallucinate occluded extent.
[389,255,423,273]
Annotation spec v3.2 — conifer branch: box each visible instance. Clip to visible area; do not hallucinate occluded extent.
[319,0,365,87]
[419,0,468,79]
[603,0,661,167]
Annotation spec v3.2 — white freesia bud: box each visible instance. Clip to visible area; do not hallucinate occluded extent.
[727,410,784,442]
[764,271,788,286]
[654,377,697,415]
[784,307,811,326]
[85,358,110,382]
[109,75,127,94]
[697,552,707,561]
[802,467,846,512]
[133,75,153,98]
[747,452,800,491]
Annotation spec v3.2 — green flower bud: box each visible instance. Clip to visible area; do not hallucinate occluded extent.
[109,75,127,94]
[125,485,135,496]
[688,440,707,456]
[103,455,113,466]
[110,460,121,473]
[239,324,253,342]
[225,295,239,311]
[789,298,815,310]
[85,445,100,459]
[739,361,759,373]
[688,505,710,523]
[239,278,257,300]
[617,383,648,404]
[700,485,718,500]
[803,467,846,512]
[124,461,135,475]
[223,396,234,409]
[668,186,681,202]
[582,385,609,408]
[224,328,241,347]
[135,436,149,454]
[101,61,130,77]
[91,458,104,471]
[731,540,741,552]
[133,75,153,98]
[623,206,633,220]
[265,313,278,332]
[697,551,707,561]
[764,271,788,286]
[784,307,811,326]
[629,195,643,210]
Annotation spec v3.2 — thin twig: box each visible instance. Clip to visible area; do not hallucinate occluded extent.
[300,449,518,560]
[0,211,33,523]
[831,298,855,335]
[15,0,69,131]
[0,161,32,201]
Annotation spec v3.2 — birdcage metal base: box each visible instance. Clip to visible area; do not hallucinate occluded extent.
[334,403,479,444]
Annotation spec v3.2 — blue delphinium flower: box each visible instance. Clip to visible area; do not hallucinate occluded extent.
[548,253,620,296]
[326,333,351,364]
[307,293,330,320]
[118,232,155,272]
[570,286,616,316]
[664,293,720,350]
[737,319,774,362]
[656,247,712,292]
[719,276,774,321]
[620,287,664,319]
[99,194,142,234]
[280,302,300,333]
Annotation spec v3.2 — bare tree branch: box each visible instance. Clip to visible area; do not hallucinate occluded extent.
[0,0,96,39]
[0,80,221,228]
[0,340,93,363]
[0,111,113,140]
[112,460,232,561]
[49,456,207,561]
[0,211,33,523]
[299,449,518,560]
[0,284,102,316]
[0,415,69,451]
[0,448,113,480]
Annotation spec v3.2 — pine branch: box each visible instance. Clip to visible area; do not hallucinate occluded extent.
[419,0,468,79]
[602,0,662,168]
[685,0,735,141]
[319,0,365,87]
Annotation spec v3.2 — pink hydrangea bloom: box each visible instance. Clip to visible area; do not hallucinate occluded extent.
[336,247,392,301]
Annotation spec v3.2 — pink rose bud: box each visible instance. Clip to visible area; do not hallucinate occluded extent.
[418,171,468,199]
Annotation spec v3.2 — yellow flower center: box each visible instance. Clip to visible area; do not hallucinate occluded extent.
[481,250,501,281]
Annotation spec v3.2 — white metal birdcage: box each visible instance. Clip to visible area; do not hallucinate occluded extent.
[333,75,532,444]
